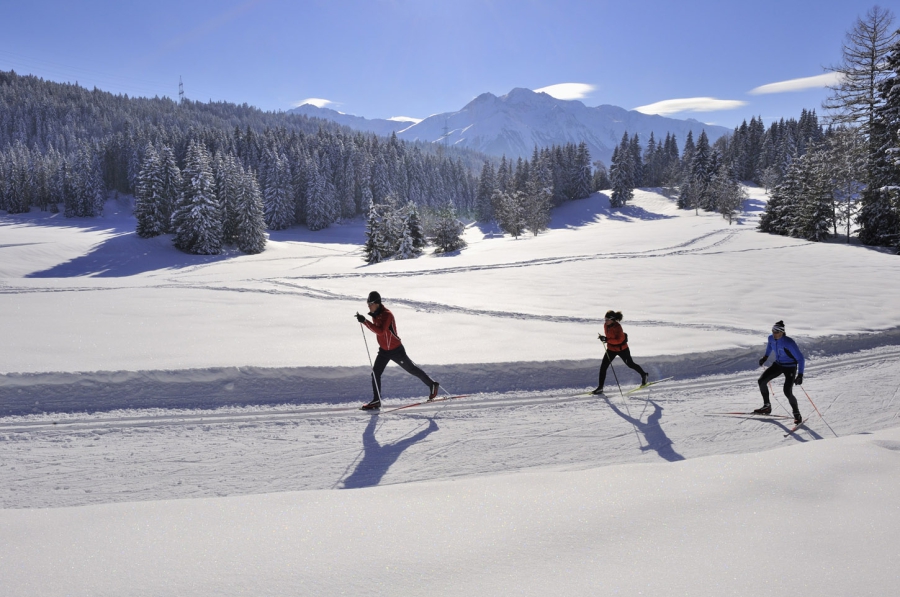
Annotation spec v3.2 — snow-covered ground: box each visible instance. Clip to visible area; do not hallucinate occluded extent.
[2,187,899,596]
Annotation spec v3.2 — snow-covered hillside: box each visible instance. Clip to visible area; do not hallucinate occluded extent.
[2,187,899,596]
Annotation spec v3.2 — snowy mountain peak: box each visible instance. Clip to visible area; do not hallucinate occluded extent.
[291,88,732,163]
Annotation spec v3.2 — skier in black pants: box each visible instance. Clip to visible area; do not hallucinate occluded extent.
[755,320,805,425]
[592,310,648,395]
[355,291,439,410]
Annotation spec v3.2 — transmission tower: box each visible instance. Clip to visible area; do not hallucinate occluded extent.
[179,76,184,105]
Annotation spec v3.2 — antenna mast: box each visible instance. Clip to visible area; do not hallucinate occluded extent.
[179,76,184,105]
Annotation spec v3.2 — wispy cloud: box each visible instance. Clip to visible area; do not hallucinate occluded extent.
[633,97,747,116]
[388,116,422,124]
[293,98,334,109]
[748,72,845,95]
[534,83,596,100]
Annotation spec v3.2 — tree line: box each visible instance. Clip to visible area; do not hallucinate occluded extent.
[0,69,485,256]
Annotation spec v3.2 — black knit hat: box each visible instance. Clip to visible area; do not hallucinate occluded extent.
[772,320,785,333]
[367,291,382,304]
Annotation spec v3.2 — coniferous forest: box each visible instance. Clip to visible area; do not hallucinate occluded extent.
[4,5,899,259]
[0,70,599,260]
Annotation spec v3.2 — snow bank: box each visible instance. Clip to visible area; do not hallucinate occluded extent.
[3,426,898,597]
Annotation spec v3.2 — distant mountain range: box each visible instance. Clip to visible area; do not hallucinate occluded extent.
[290,88,732,164]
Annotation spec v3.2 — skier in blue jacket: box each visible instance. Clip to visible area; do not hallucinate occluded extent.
[754,320,805,424]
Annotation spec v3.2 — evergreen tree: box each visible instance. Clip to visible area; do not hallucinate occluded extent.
[610,134,635,208]
[711,163,745,224]
[234,168,267,254]
[157,145,181,233]
[432,202,467,253]
[134,144,167,237]
[262,150,294,230]
[172,141,222,255]
[493,189,526,237]
[363,201,390,264]
[476,160,497,221]
[795,151,835,242]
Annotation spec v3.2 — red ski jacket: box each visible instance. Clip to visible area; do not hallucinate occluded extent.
[604,320,629,352]
[363,305,403,351]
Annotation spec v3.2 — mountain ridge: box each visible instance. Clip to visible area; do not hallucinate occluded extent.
[290,88,732,163]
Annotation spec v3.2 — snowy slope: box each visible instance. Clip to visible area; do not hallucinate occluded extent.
[2,187,900,596]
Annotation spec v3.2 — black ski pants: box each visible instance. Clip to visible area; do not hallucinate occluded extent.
[758,363,800,414]
[371,345,434,401]
[598,347,646,388]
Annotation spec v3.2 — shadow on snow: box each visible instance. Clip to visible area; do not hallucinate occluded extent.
[341,415,439,489]
[603,394,685,462]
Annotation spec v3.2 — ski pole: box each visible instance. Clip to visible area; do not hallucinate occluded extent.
[360,322,382,403]
[799,384,837,437]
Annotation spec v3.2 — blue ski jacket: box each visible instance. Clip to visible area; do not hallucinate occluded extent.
[763,334,805,373]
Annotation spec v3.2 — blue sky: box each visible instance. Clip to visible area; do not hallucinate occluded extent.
[0,0,887,129]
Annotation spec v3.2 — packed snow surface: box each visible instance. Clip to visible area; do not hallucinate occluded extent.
[2,187,899,596]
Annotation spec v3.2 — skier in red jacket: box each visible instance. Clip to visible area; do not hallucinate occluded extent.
[592,310,649,395]
[355,291,439,410]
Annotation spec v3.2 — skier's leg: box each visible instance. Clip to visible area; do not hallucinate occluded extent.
[597,352,615,388]
[757,365,781,403]
[392,346,435,387]
[371,350,390,401]
[782,367,801,414]
[619,348,648,383]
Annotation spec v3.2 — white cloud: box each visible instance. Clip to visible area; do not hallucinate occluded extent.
[534,83,596,100]
[749,72,845,95]
[633,97,747,116]
[388,116,422,124]
[292,98,334,109]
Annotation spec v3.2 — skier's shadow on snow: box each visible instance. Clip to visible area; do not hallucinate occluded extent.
[341,415,439,489]
[603,395,685,462]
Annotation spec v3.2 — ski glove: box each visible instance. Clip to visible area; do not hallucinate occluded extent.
[598,334,607,342]
[795,373,804,385]
[355,313,366,323]
[758,356,767,367]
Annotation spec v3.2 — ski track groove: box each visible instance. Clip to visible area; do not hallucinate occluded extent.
[4,346,900,435]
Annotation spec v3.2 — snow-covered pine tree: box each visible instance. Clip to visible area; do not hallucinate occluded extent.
[592,160,610,191]
[215,153,243,244]
[711,163,745,225]
[691,131,712,213]
[68,143,106,218]
[476,160,496,221]
[759,157,804,236]
[172,141,222,255]
[628,134,643,188]
[795,150,834,242]
[134,144,167,237]
[262,151,294,230]
[431,201,467,253]
[363,201,391,263]
[825,127,866,241]
[574,142,593,198]
[523,176,552,236]
[610,134,634,208]
[158,145,181,233]
[494,189,527,238]
[234,167,267,254]
[405,201,427,255]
